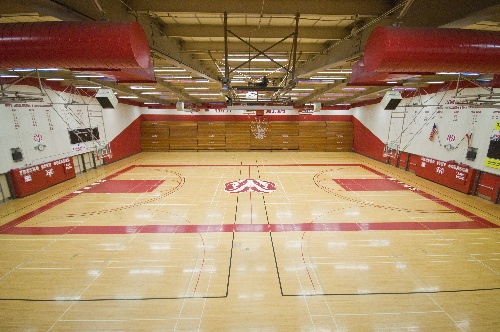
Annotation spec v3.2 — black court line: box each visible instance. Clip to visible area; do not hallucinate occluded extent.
[256,164,285,296]
[0,195,240,304]
[0,233,235,303]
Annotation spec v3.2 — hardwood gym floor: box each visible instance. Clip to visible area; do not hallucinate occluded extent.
[0,151,499,331]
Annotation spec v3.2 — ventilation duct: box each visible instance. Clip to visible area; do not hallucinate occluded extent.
[364,26,500,74]
[0,21,154,82]
[348,60,426,86]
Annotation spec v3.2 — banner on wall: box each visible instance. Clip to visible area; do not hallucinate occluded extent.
[9,157,76,197]
[484,122,500,170]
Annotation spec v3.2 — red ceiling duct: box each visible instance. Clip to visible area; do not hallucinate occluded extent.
[0,21,155,82]
[348,60,427,86]
[364,26,500,74]
[0,21,150,70]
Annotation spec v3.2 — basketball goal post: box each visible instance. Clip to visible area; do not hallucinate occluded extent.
[250,110,270,139]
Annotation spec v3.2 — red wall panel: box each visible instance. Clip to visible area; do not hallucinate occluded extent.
[104,117,142,164]
[410,155,476,194]
[141,114,352,122]
[398,152,410,170]
[476,172,500,202]
[10,157,76,198]
[352,117,386,162]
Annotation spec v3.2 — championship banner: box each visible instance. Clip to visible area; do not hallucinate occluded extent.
[484,122,500,170]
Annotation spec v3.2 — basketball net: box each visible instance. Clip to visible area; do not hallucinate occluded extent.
[383,143,399,158]
[251,116,269,139]
[96,142,112,160]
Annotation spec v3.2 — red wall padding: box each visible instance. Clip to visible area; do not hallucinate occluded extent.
[476,172,500,202]
[141,114,353,122]
[104,117,142,164]
[10,157,76,198]
[397,152,410,170]
[364,26,500,74]
[407,155,476,194]
[351,117,386,162]
[0,21,150,69]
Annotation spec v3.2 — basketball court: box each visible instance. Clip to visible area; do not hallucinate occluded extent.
[0,151,499,330]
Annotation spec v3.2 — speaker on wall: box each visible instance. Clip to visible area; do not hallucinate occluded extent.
[11,147,23,162]
[380,91,402,110]
[176,101,184,111]
[95,89,118,109]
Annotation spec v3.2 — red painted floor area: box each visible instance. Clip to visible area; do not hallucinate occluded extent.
[3,219,499,235]
[334,178,407,191]
[1,164,498,235]
[84,179,165,193]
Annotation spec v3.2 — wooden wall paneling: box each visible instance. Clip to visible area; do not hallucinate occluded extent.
[268,122,299,150]
[198,122,226,135]
[251,135,273,150]
[141,121,169,151]
[326,137,352,151]
[139,120,355,152]
[299,121,326,136]
[272,135,299,150]
[326,121,353,152]
[299,121,326,151]
[198,122,226,150]
[226,122,250,150]
[198,135,226,150]
[269,122,299,136]
[169,122,198,150]
[299,136,327,150]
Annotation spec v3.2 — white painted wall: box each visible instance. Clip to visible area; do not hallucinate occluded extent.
[352,86,500,175]
[0,85,142,174]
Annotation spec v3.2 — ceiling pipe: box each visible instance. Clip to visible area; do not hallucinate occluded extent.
[363,26,500,74]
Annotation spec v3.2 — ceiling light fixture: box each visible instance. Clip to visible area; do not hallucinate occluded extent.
[75,85,101,89]
[153,68,186,72]
[130,86,156,90]
[74,74,106,78]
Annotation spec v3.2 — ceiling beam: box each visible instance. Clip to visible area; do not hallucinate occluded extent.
[294,81,345,105]
[19,0,96,20]
[324,86,391,106]
[161,25,350,41]
[127,0,393,16]
[155,79,202,104]
[440,3,500,28]
[394,0,500,27]
[180,41,325,54]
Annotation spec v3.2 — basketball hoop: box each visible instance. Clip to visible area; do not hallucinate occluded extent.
[383,143,399,158]
[96,142,112,160]
[251,111,269,139]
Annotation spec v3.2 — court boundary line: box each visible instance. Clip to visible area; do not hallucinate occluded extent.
[2,163,498,235]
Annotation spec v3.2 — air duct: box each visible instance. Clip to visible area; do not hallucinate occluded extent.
[363,26,500,74]
[348,60,426,86]
[0,21,154,82]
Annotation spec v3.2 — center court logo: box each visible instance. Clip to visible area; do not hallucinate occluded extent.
[224,179,276,193]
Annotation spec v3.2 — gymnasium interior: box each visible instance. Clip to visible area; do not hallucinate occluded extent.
[0,0,499,330]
